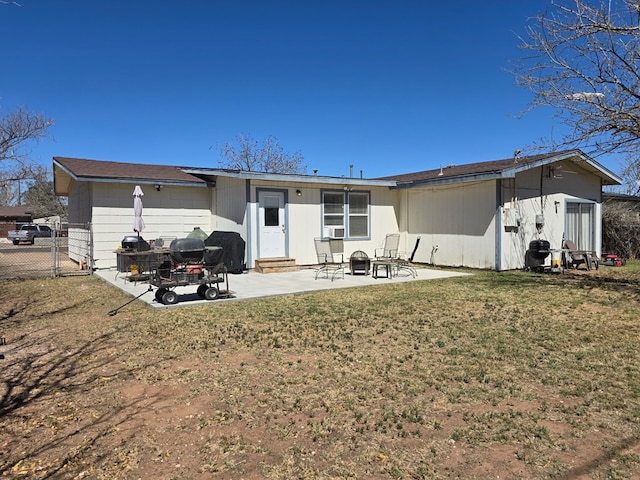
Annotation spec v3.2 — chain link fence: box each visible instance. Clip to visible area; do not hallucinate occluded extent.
[0,222,93,279]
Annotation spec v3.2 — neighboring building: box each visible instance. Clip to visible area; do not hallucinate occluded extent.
[0,206,32,239]
[53,149,621,271]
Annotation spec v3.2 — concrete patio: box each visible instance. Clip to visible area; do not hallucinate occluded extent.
[96,264,470,310]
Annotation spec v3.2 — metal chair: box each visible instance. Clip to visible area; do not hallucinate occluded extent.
[374,233,417,278]
[314,238,345,281]
[375,233,400,261]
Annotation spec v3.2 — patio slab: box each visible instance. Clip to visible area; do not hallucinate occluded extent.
[96,265,470,310]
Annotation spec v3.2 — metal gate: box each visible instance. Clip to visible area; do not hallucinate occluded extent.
[0,222,93,279]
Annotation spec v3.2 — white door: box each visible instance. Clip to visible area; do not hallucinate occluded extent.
[258,191,286,258]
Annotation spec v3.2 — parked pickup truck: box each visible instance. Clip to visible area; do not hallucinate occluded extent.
[7,224,53,245]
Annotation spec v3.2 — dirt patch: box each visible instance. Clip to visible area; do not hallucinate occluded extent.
[2,269,640,478]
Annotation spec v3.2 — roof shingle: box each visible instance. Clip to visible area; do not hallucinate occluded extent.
[54,157,207,184]
[377,152,561,183]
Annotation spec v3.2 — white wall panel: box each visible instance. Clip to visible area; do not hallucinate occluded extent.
[404,181,496,269]
[90,183,212,270]
[500,164,604,270]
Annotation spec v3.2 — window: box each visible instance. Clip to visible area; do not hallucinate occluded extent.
[323,192,344,228]
[263,195,280,227]
[322,190,370,238]
[348,192,369,237]
[566,202,594,250]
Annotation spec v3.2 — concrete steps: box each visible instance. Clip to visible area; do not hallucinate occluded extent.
[254,257,299,274]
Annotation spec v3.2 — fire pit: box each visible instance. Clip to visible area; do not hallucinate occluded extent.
[349,250,370,275]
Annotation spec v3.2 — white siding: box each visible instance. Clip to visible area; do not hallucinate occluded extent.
[500,163,604,270]
[213,176,248,234]
[61,158,606,272]
[91,183,212,270]
[244,181,399,268]
[67,181,92,225]
[403,181,497,269]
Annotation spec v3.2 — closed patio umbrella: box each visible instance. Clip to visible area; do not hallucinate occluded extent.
[133,185,145,237]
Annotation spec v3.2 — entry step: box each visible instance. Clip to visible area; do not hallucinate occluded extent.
[254,257,299,273]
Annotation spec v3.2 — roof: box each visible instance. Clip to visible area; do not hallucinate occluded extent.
[0,206,32,218]
[52,149,622,196]
[180,167,396,187]
[53,157,209,195]
[378,150,622,187]
[53,157,396,195]
[603,192,640,201]
[54,157,207,183]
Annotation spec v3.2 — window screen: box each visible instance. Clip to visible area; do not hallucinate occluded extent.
[348,192,369,237]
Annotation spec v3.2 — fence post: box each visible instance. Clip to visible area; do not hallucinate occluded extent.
[89,222,94,273]
[51,227,58,278]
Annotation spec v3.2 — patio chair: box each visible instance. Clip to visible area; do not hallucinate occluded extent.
[563,239,599,270]
[314,238,345,281]
[374,233,417,278]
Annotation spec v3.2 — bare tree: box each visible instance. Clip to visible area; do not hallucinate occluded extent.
[620,155,640,194]
[603,195,640,258]
[1,106,53,166]
[514,1,640,166]
[218,134,306,174]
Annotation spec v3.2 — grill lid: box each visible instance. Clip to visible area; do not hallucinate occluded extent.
[122,235,150,251]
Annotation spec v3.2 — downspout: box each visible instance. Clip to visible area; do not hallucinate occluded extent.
[245,179,252,269]
[495,179,503,271]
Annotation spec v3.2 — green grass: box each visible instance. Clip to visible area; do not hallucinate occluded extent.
[2,264,640,479]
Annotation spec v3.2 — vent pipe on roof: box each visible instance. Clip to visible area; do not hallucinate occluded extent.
[350,164,353,178]
[438,165,444,176]
[360,169,363,179]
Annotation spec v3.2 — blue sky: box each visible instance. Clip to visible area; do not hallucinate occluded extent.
[2,0,617,178]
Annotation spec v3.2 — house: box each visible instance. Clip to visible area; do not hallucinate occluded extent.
[0,206,33,239]
[52,149,621,271]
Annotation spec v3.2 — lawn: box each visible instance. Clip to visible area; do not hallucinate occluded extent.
[1,265,640,479]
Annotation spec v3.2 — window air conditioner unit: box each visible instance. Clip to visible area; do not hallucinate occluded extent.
[324,226,345,238]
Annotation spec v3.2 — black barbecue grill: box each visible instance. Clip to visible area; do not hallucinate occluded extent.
[148,237,233,305]
[525,239,551,271]
[121,235,150,251]
[169,238,205,263]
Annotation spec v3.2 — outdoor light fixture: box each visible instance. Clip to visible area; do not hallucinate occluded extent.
[295,189,302,197]
[154,184,162,191]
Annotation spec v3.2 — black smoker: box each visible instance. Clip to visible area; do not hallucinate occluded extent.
[525,239,551,272]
